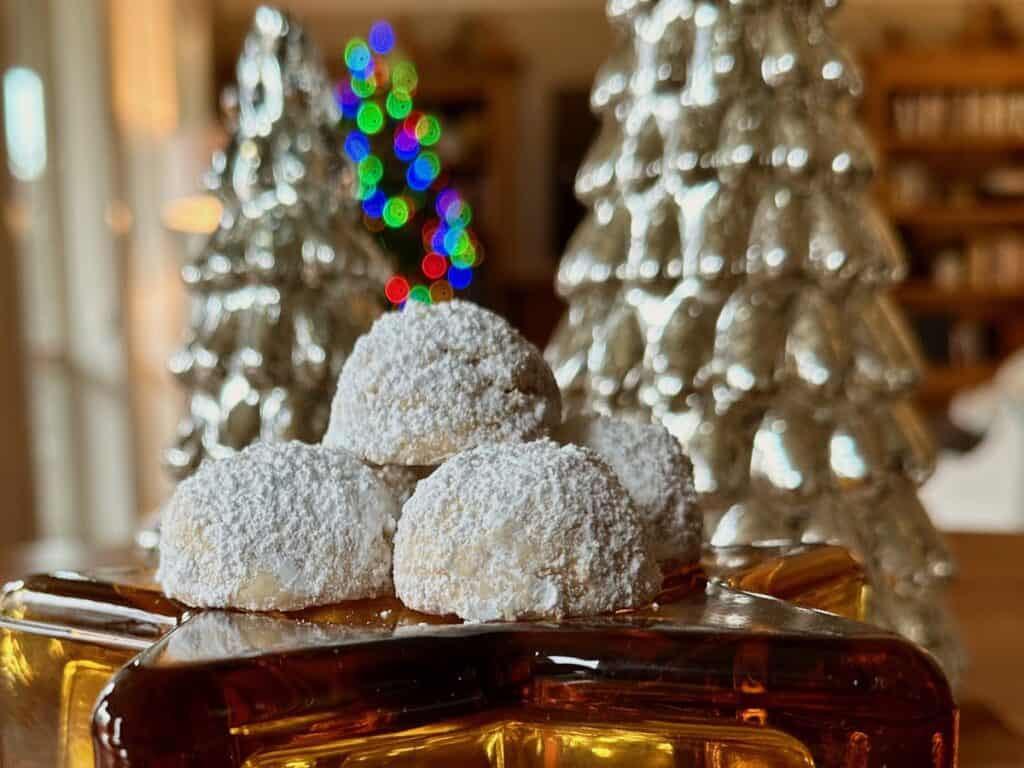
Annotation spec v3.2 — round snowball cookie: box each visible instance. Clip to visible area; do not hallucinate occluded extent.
[158,441,398,611]
[394,440,660,622]
[554,413,701,563]
[324,299,561,466]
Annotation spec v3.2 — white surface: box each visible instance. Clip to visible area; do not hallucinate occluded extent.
[923,376,1024,533]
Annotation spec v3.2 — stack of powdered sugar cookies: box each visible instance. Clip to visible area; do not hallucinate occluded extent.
[158,300,700,621]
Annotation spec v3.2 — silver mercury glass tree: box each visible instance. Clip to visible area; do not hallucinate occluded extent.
[164,6,393,479]
[545,0,963,682]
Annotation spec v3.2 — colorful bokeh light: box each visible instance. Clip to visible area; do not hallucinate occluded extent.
[358,155,384,186]
[450,248,475,269]
[344,130,370,162]
[422,252,447,280]
[413,151,440,182]
[369,21,396,55]
[406,166,429,192]
[335,81,361,119]
[351,75,376,99]
[448,265,473,290]
[430,280,454,303]
[391,61,418,94]
[386,90,412,119]
[383,196,410,228]
[355,181,376,201]
[384,275,410,304]
[429,224,447,254]
[444,227,469,257]
[363,189,387,218]
[357,102,385,134]
[416,115,442,146]
[435,189,458,217]
[345,39,372,72]
[338,23,481,306]
[394,128,419,163]
[409,284,432,303]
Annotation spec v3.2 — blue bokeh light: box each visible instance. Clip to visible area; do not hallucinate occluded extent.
[443,226,465,256]
[448,265,473,289]
[362,189,388,218]
[431,225,448,254]
[369,21,396,55]
[344,131,371,162]
[407,164,432,191]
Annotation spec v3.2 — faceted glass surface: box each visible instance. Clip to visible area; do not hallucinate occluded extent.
[242,711,817,767]
[0,547,955,768]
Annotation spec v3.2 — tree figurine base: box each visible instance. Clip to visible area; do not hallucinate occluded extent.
[0,546,957,767]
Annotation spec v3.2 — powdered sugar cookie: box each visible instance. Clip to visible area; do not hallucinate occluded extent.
[393,439,660,622]
[554,413,701,562]
[158,441,397,611]
[324,300,561,465]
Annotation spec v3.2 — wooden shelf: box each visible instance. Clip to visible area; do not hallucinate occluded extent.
[919,363,999,406]
[894,282,1024,313]
[864,42,1024,410]
[889,203,1024,228]
[867,48,1024,90]
[883,137,1024,153]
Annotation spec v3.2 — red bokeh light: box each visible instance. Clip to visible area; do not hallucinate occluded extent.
[384,275,411,304]
[421,252,448,280]
[421,219,439,250]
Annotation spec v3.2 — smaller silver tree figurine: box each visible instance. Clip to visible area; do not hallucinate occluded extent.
[165,6,392,479]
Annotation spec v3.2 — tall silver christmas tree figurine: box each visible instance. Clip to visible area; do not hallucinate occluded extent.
[165,7,392,479]
[546,0,963,681]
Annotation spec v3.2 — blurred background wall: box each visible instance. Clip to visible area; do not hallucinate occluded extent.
[4,0,1024,546]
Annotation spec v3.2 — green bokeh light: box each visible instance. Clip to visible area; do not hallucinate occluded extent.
[416,151,441,180]
[409,284,432,303]
[351,75,375,99]
[445,200,472,228]
[450,229,471,257]
[344,38,371,71]
[391,61,418,93]
[450,244,476,268]
[386,90,412,119]
[416,115,442,146]
[356,102,385,134]
[355,180,376,201]
[358,155,384,186]
[383,196,410,228]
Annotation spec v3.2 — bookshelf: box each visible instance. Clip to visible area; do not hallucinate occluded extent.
[866,44,1024,410]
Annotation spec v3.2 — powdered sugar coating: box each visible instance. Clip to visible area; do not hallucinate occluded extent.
[367,463,432,507]
[393,439,660,622]
[324,300,562,465]
[158,441,397,611]
[554,413,701,562]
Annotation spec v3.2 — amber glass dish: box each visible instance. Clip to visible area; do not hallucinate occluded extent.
[0,546,954,767]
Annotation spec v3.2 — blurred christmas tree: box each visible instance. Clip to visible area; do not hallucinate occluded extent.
[334,22,482,306]
[165,7,392,479]
[546,0,962,680]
